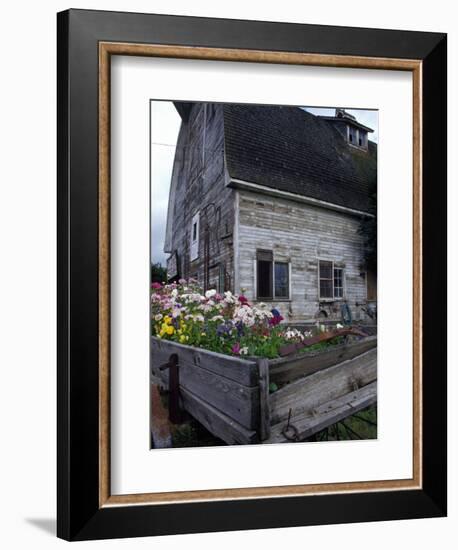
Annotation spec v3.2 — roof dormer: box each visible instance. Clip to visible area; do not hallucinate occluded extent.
[320,108,374,151]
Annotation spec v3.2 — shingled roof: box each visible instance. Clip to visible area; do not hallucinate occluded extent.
[222,104,377,214]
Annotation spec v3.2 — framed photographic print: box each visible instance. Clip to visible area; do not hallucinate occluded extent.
[57,9,447,541]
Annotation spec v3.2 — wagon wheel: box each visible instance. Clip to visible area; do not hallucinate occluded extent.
[309,405,377,442]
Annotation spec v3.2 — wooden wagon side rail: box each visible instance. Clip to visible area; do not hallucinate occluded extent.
[151,337,262,444]
[267,347,377,443]
[267,382,377,443]
[269,335,377,385]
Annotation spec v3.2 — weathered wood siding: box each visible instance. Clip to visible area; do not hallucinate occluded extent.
[167,104,235,290]
[236,189,372,322]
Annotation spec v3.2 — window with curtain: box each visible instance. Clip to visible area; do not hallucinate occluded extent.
[256,250,290,300]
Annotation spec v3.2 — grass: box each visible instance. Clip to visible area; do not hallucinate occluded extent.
[310,406,377,441]
[171,419,226,447]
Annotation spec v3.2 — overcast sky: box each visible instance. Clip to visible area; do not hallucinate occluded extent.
[150,102,378,266]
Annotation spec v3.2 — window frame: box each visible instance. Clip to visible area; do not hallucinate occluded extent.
[318,259,345,301]
[255,250,291,301]
[190,212,200,261]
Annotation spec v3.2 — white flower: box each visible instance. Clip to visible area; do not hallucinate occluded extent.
[205,289,217,299]
[171,289,178,298]
[154,313,163,321]
[240,346,249,355]
[223,291,236,304]
[211,315,224,322]
[284,328,305,341]
[336,323,344,330]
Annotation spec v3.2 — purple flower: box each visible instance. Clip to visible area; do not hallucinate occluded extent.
[217,322,232,337]
[235,320,244,337]
[269,308,284,326]
[231,342,241,354]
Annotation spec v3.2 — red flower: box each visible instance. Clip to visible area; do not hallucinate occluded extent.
[151,282,162,289]
[269,313,284,326]
[238,295,250,305]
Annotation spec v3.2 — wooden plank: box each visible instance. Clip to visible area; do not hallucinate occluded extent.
[269,336,377,385]
[180,387,258,445]
[267,381,377,443]
[151,337,258,386]
[269,347,377,425]
[151,344,260,429]
[258,359,271,441]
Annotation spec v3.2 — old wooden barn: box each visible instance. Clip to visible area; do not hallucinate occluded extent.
[163,103,377,324]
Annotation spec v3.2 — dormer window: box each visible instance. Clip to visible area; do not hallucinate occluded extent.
[347,124,368,150]
[349,126,357,144]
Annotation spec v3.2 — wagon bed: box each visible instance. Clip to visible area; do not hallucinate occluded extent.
[151,334,377,445]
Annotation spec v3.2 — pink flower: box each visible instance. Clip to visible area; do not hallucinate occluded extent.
[238,295,250,306]
[231,342,241,354]
[151,282,162,289]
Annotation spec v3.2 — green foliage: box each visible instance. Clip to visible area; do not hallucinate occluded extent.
[312,406,377,441]
[269,382,279,393]
[171,422,225,447]
[358,176,377,272]
[151,262,167,284]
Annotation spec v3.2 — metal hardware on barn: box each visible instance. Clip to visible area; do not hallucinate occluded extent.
[151,331,377,445]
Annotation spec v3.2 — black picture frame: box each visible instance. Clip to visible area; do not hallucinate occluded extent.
[57,8,447,541]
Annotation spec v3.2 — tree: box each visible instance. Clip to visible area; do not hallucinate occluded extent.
[358,177,377,273]
[151,263,167,284]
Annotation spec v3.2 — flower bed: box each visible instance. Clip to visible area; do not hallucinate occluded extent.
[151,280,343,359]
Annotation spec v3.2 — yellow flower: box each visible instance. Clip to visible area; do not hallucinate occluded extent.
[164,316,172,325]
[179,335,187,343]
[166,325,175,335]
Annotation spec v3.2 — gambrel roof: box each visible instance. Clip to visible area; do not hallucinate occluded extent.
[222,104,377,214]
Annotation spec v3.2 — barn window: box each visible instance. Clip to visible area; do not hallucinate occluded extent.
[348,126,357,144]
[190,212,200,261]
[275,262,289,298]
[319,260,345,300]
[256,250,290,300]
[334,267,344,298]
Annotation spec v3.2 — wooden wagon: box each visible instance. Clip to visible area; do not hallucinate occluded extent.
[151,334,377,445]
